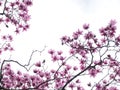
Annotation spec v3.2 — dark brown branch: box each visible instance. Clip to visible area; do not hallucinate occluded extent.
[61,65,91,90]
[0,0,7,15]
[0,46,46,89]
[54,54,75,78]
[24,45,46,67]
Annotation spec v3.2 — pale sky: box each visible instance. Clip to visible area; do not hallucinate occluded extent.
[6,0,120,71]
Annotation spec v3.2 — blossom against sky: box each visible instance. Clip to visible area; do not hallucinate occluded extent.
[10,0,120,70]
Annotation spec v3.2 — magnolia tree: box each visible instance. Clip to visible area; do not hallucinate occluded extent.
[0,0,120,90]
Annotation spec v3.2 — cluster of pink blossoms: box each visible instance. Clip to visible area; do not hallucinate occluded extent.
[0,0,32,55]
[1,19,120,90]
[59,19,120,90]
[1,1,120,90]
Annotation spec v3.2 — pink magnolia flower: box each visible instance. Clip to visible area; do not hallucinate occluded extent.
[95,83,102,90]
[69,49,75,55]
[72,32,79,39]
[8,35,13,41]
[35,61,41,67]
[61,36,71,44]
[51,55,59,62]
[83,23,89,30]
[17,71,22,75]
[24,0,33,6]
[77,29,83,35]
[15,29,20,34]
[77,86,85,90]
[109,19,116,26]
[57,50,63,55]
[2,35,7,40]
[65,64,72,70]
[59,56,65,61]
[69,83,75,89]
[84,31,94,40]
[80,65,85,70]
[48,49,55,55]
[73,66,78,71]
[89,68,98,77]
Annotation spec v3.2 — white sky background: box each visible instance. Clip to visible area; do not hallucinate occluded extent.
[6,0,120,75]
